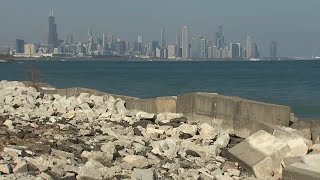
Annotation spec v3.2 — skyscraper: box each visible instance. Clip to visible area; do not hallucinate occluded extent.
[138,35,143,53]
[47,10,59,52]
[230,43,241,58]
[176,33,181,58]
[160,28,166,48]
[182,26,189,59]
[15,39,25,54]
[215,25,225,49]
[201,38,207,59]
[191,35,202,59]
[270,41,278,58]
[246,35,259,59]
[87,26,94,55]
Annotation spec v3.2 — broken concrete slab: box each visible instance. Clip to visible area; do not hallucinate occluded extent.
[228,130,291,179]
[283,154,320,180]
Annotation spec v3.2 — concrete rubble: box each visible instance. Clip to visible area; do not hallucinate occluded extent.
[0,80,319,180]
[0,81,246,179]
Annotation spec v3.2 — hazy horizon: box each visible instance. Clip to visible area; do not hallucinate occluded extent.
[0,0,319,57]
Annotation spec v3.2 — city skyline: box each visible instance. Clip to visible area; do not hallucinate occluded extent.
[1,0,320,57]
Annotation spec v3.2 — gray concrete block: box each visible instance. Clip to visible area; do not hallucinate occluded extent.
[228,130,291,179]
[283,154,320,180]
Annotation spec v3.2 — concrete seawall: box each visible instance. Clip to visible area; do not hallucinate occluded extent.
[28,82,292,138]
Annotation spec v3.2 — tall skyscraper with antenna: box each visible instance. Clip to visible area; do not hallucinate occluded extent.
[47,10,59,52]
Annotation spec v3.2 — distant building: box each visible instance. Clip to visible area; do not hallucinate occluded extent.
[215,25,225,49]
[47,10,59,52]
[176,33,181,58]
[115,41,126,55]
[138,35,143,53]
[230,43,241,58]
[24,43,37,55]
[191,35,202,59]
[182,26,190,59]
[16,39,25,54]
[87,26,94,55]
[270,41,278,58]
[246,35,259,59]
[208,46,213,59]
[201,38,207,59]
[160,28,166,48]
[156,47,161,58]
[167,44,176,59]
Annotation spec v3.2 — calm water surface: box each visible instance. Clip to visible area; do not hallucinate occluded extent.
[0,60,319,118]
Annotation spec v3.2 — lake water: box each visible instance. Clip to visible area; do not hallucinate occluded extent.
[0,60,319,118]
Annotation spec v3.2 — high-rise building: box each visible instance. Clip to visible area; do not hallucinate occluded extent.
[270,41,278,58]
[215,25,225,49]
[24,43,37,55]
[167,44,176,59]
[47,10,59,52]
[191,35,202,59]
[246,35,259,59]
[16,39,25,54]
[160,28,166,48]
[246,35,252,59]
[208,46,213,59]
[87,26,94,55]
[137,35,143,53]
[176,33,181,58]
[230,43,241,58]
[182,26,189,59]
[102,34,106,53]
[107,35,115,50]
[201,38,207,59]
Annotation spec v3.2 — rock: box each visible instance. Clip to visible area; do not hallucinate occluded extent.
[51,149,75,160]
[214,133,230,149]
[215,174,233,180]
[311,144,320,154]
[99,166,121,179]
[85,159,105,169]
[77,166,103,180]
[273,128,311,157]
[77,93,92,104]
[145,125,165,139]
[132,168,156,180]
[79,129,94,136]
[199,123,221,140]
[136,112,156,120]
[156,113,184,124]
[151,139,178,160]
[115,99,127,114]
[0,164,12,174]
[100,142,116,153]
[81,151,113,165]
[90,95,104,105]
[283,154,320,180]
[13,160,28,173]
[177,124,198,136]
[3,119,13,128]
[61,172,77,180]
[123,155,149,168]
[228,130,292,179]
[3,146,24,157]
[227,169,240,177]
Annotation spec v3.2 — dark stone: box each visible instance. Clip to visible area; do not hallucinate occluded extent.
[186,150,201,157]
[133,127,143,136]
[179,133,192,139]
[133,120,154,129]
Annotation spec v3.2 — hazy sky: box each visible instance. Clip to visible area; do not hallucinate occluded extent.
[0,0,319,57]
